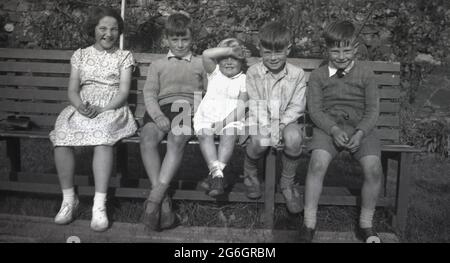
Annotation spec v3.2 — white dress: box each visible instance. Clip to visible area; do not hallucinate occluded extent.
[193,65,246,134]
[49,46,137,146]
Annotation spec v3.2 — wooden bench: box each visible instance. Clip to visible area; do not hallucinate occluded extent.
[0,48,419,232]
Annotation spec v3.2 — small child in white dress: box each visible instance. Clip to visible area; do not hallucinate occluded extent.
[193,38,250,197]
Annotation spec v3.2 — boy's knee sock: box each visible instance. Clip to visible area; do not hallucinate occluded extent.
[244,152,259,178]
[93,192,107,210]
[303,206,317,229]
[280,151,301,189]
[62,188,75,204]
[359,207,375,229]
[149,182,169,204]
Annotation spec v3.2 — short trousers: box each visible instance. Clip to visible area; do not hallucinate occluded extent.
[143,103,194,135]
[307,125,381,160]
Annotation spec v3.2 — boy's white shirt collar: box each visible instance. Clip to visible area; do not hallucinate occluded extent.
[167,50,192,61]
[328,60,355,77]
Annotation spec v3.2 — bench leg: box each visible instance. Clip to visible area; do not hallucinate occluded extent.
[117,143,129,187]
[6,138,20,181]
[262,149,277,229]
[394,152,413,233]
[381,153,388,197]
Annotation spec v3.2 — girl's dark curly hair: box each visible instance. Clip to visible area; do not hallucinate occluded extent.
[84,7,124,38]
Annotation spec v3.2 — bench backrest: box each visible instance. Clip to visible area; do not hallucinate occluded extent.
[0,48,401,144]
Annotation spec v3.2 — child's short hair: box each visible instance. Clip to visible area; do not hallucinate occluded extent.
[85,7,124,38]
[164,12,193,37]
[323,20,358,48]
[258,21,291,50]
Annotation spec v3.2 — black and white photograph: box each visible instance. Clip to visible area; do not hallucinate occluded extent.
[0,0,449,247]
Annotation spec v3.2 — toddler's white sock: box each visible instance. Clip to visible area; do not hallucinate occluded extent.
[208,160,224,178]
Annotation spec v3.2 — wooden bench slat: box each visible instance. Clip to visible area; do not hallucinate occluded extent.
[0,48,400,72]
[134,73,400,90]
[377,115,399,127]
[0,113,57,128]
[0,48,72,60]
[380,87,400,99]
[0,75,68,88]
[0,129,50,139]
[380,102,400,113]
[0,88,68,100]
[0,61,71,74]
[377,128,399,142]
[0,86,399,105]
[381,144,422,153]
[374,74,400,86]
[0,101,67,114]
[133,54,400,72]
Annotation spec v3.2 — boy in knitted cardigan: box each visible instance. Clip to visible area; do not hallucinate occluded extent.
[300,20,383,243]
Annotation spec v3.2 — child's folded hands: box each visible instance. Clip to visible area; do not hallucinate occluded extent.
[331,126,349,148]
[155,115,171,132]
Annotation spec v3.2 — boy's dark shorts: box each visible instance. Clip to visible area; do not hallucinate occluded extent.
[308,126,381,160]
[143,103,194,135]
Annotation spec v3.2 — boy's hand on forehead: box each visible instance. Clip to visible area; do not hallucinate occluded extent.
[230,46,244,59]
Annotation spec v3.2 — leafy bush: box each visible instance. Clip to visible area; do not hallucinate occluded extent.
[403,118,450,157]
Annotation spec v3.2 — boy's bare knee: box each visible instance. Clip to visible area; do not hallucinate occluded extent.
[168,134,190,148]
[140,124,163,148]
[252,136,270,150]
[283,126,302,152]
[309,157,329,175]
[363,161,383,182]
[247,136,268,157]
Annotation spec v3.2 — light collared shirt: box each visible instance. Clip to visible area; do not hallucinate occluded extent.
[328,61,355,77]
[246,61,307,146]
[167,50,193,62]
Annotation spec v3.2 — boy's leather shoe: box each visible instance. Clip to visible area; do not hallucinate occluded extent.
[160,195,179,230]
[299,225,316,243]
[281,186,303,214]
[208,176,225,197]
[243,173,262,199]
[141,199,161,231]
[357,227,381,243]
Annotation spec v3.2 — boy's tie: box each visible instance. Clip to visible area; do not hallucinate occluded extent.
[336,68,345,78]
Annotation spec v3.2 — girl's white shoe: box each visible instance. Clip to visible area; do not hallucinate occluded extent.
[90,206,109,232]
[54,198,79,225]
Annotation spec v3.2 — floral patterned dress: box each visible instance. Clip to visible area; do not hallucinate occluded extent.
[49,46,137,146]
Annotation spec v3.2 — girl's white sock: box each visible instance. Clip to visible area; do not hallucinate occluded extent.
[93,192,107,210]
[62,188,75,204]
